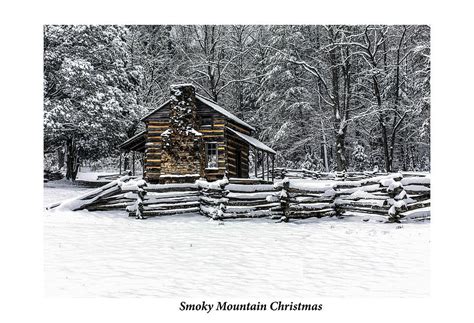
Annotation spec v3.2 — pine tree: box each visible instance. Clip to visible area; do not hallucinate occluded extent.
[44,25,144,180]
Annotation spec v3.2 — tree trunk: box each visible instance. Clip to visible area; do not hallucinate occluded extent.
[123,154,129,172]
[379,116,392,172]
[65,138,80,181]
[320,120,329,172]
[57,146,65,170]
[372,74,392,172]
[328,39,347,172]
[316,81,329,172]
[335,131,347,171]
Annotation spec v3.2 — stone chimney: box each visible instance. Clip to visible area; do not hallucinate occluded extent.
[159,84,204,183]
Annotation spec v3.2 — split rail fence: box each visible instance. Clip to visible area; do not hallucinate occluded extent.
[47,171,430,222]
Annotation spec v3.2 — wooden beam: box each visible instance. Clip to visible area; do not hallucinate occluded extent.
[119,153,122,174]
[261,151,265,180]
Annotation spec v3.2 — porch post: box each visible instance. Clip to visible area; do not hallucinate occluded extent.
[266,153,269,181]
[271,154,275,182]
[142,152,145,179]
[254,148,258,178]
[261,151,265,180]
[132,151,136,176]
[119,152,122,174]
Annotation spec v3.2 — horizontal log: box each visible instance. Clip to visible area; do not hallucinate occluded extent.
[220,210,277,219]
[337,207,388,215]
[228,178,269,185]
[148,125,169,130]
[287,209,336,219]
[291,196,335,203]
[404,185,431,194]
[146,186,199,193]
[405,200,431,210]
[142,207,200,217]
[143,196,200,205]
[199,129,224,134]
[226,183,276,192]
[406,194,431,201]
[88,198,135,207]
[143,201,200,210]
[226,192,277,200]
[288,202,334,211]
[226,199,275,207]
[87,203,133,211]
[225,202,281,213]
[335,199,388,208]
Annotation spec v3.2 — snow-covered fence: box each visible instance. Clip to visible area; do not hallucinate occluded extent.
[273,168,400,181]
[270,173,430,222]
[276,178,337,220]
[126,183,200,217]
[46,176,146,211]
[221,181,282,219]
[47,173,430,222]
[334,174,430,222]
[198,178,282,219]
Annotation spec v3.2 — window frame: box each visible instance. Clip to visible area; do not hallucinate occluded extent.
[205,142,219,169]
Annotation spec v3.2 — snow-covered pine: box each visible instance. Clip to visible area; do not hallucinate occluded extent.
[44,25,145,180]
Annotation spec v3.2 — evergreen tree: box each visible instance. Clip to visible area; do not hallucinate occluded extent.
[44,25,144,180]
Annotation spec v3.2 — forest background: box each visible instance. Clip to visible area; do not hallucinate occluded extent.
[43,25,430,179]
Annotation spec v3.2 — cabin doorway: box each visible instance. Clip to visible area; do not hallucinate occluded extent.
[236,149,242,178]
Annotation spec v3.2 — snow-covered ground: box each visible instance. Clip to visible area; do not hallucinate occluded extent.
[44,182,430,297]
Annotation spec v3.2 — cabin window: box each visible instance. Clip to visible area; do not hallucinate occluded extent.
[206,142,218,169]
[201,117,213,127]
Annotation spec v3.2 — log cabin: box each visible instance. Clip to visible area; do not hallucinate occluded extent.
[118,84,276,183]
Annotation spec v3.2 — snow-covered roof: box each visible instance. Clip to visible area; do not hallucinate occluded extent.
[140,100,171,121]
[226,127,276,155]
[195,94,256,131]
[118,130,146,151]
[140,92,255,132]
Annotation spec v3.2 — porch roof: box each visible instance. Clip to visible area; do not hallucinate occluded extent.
[226,127,276,155]
[118,130,146,152]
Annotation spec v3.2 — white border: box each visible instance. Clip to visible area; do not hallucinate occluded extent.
[1,0,473,322]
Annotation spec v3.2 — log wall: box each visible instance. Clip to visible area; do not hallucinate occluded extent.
[225,130,250,179]
[143,99,254,183]
[144,118,169,182]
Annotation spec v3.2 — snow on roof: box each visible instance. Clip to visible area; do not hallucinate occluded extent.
[118,130,146,150]
[195,93,255,131]
[226,127,276,154]
[140,93,255,132]
[140,99,171,121]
